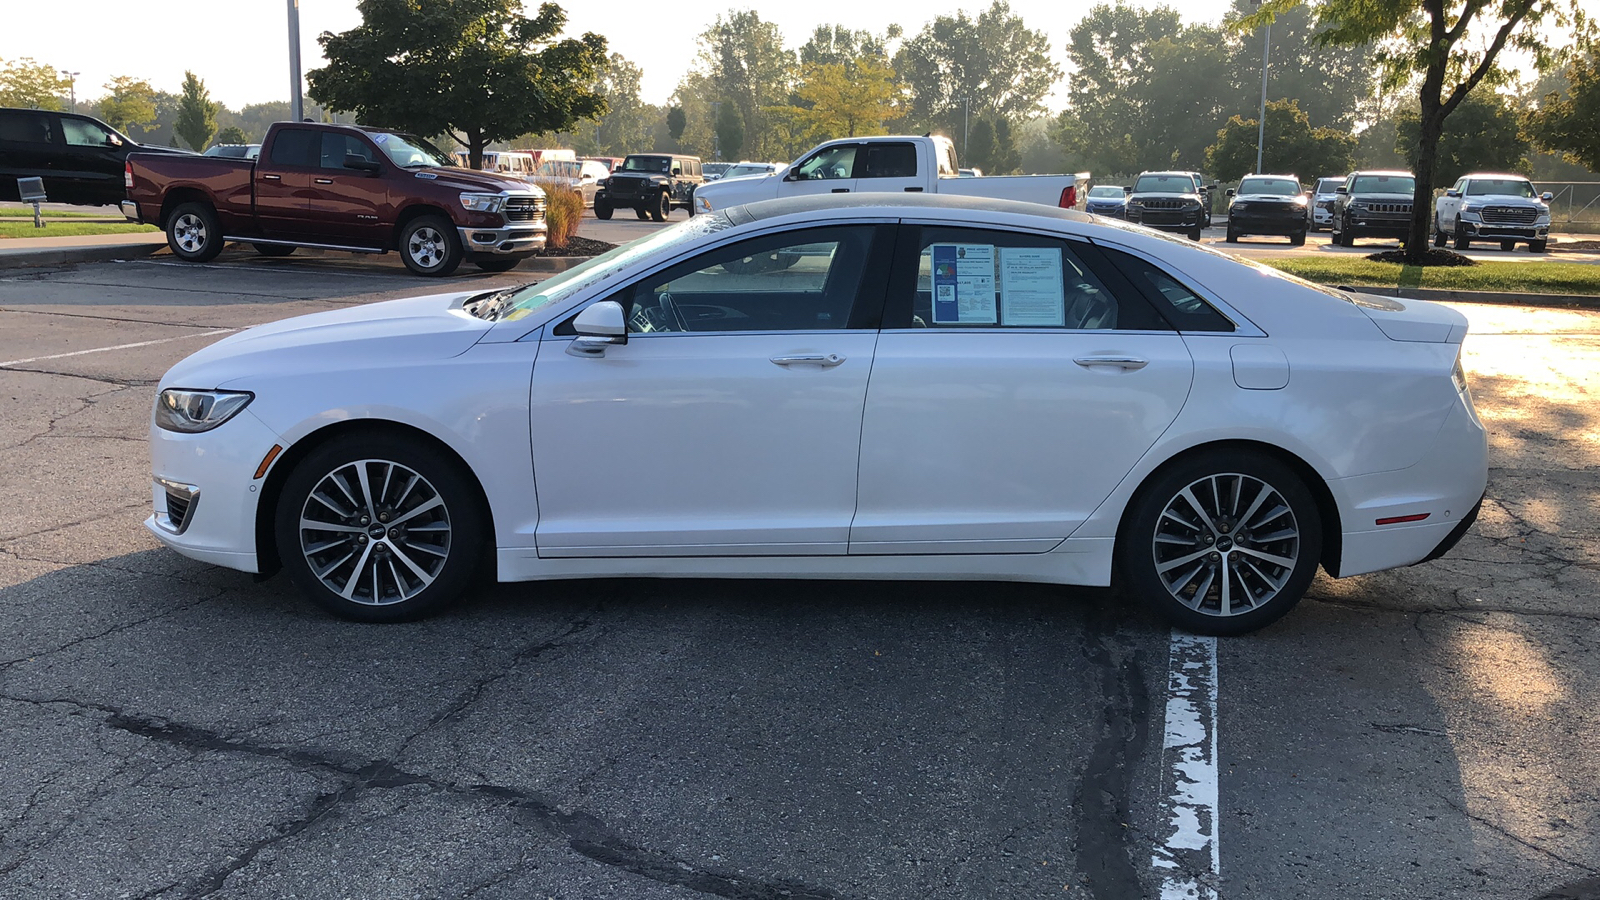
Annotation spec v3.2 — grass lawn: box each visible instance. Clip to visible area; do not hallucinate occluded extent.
[0,206,111,219]
[1266,256,1600,296]
[0,221,158,239]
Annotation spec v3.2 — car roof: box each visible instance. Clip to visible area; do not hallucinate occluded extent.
[733,193,1090,226]
[1460,172,1531,180]
[1350,170,1413,177]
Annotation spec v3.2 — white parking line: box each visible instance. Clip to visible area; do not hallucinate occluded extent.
[1153,631,1220,899]
[0,329,236,368]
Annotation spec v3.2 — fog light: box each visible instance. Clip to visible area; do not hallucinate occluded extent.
[472,232,496,243]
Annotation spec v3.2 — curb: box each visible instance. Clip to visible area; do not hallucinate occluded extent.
[0,240,165,269]
[1336,284,1600,310]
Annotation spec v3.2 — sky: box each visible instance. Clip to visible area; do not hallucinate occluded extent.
[0,0,1237,113]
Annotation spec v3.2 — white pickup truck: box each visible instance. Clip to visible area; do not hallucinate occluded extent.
[1433,172,1554,252]
[691,135,1089,215]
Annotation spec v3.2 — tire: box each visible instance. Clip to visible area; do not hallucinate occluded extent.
[165,201,224,262]
[475,258,521,273]
[274,432,488,623]
[1188,225,1203,241]
[1500,240,1517,252]
[635,205,650,220]
[1530,240,1548,253]
[399,215,463,277]
[1289,230,1306,247]
[1433,219,1446,247]
[651,190,671,223]
[1452,220,1470,251]
[1118,449,1322,636]
[252,243,296,258]
[594,199,613,220]
[1336,221,1355,247]
[1224,227,1239,243]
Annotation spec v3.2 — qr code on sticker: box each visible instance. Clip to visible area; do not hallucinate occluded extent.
[936,284,955,302]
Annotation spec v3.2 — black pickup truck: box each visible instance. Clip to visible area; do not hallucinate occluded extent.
[0,107,189,206]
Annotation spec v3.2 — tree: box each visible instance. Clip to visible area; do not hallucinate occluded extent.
[894,1,1060,140]
[715,100,744,160]
[1526,40,1600,171]
[1222,0,1374,131]
[667,106,687,143]
[97,76,159,135]
[798,24,897,68]
[991,117,1019,174]
[214,125,250,146]
[1396,91,1530,183]
[591,54,655,156]
[1206,99,1357,181]
[174,71,218,151]
[695,11,795,161]
[785,59,901,141]
[0,58,69,110]
[1246,0,1589,261]
[967,118,996,172]
[308,0,607,169]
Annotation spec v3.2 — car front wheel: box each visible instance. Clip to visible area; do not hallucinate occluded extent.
[400,216,463,276]
[594,198,613,220]
[275,432,487,622]
[1119,450,1322,636]
[1453,219,1471,251]
[651,190,672,222]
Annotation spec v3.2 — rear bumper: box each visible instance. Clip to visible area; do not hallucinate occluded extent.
[457,224,546,256]
[121,200,143,224]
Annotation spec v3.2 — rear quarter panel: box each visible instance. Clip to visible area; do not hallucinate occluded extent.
[937,174,1077,209]
[129,152,256,231]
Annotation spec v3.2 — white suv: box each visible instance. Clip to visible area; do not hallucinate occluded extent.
[1434,173,1553,252]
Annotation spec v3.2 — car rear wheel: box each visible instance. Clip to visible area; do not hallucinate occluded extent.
[1119,450,1322,636]
[1433,219,1446,247]
[275,432,487,622]
[594,198,613,220]
[400,216,463,277]
[166,201,224,262]
[252,243,295,257]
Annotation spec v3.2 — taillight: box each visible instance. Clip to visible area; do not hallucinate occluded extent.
[1059,185,1077,209]
[124,161,134,190]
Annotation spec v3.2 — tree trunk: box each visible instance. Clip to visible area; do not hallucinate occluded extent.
[1407,97,1445,263]
[468,132,486,171]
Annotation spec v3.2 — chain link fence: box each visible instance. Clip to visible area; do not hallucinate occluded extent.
[1534,182,1600,234]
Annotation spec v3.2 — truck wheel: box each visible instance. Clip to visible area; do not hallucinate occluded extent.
[1530,240,1548,253]
[1452,219,1470,251]
[1499,240,1517,252]
[166,201,224,263]
[399,216,463,277]
[651,191,671,223]
[1188,225,1203,241]
[1433,219,1446,247]
[252,243,295,257]
[1289,230,1306,247]
[1336,222,1355,247]
[635,205,650,220]
[594,199,613,220]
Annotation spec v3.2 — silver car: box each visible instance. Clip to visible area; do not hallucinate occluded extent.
[1307,177,1343,231]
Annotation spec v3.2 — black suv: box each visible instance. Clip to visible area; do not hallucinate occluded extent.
[1332,170,1416,247]
[1125,171,1210,240]
[595,154,703,222]
[0,107,189,206]
[1225,174,1308,245]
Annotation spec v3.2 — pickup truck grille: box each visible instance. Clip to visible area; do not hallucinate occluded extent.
[505,196,546,222]
[1481,205,1537,224]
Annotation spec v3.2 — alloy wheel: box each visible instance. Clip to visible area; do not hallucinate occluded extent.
[174,213,207,253]
[408,226,447,270]
[297,459,452,606]
[1150,472,1301,618]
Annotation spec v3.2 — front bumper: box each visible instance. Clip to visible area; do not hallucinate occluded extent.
[457,224,546,256]
[146,408,284,574]
[1345,213,1410,236]
[1230,211,1305,234]
[1460,221,1548,241]
[1085,205,1126,218]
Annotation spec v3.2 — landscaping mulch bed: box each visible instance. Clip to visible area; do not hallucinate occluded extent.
[1554,240,1600,252]
[530,235,615,258]
[1365,248,1476,266]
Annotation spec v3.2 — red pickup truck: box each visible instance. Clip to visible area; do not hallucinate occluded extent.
[123,122,547,275]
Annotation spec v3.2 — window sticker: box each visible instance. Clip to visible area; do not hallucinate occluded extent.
[371,133,390,144]
[930,243,997,324]
[998,247,1066,326]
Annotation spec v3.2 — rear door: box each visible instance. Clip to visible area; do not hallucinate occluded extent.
[254,127,320,239]
[849,223,1196,554]
[852,141,924,195]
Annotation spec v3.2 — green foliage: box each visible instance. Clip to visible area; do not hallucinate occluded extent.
[307,0,607,169]
[666,106,686,143]
[591,54,654,156]
[1206,99,1356,182]
[1221,0,1373,132]
[893,1,1060,138]
[781,59,901,143]
[695,11,795,161]
[0,58,69,110]
[1396,91,1531,184]
[96,76,159,135]
[1526,42,1600,171]
[1355,116,1407,169]
[966,119,995,172]
[174,71,218,152]
[715,100,744,160]
[213,125,249,146]
[991,118,1019,174]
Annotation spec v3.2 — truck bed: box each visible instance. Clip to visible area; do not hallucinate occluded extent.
[937,173,1091,209]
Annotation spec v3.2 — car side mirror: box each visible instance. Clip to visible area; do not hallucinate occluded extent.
[567,300,628,356]
[1445,189,1461,198]
[1122,185,1132,193]
[1542,191,1554,202]
[344,154,381,173]
[1226,188,1236,197]
[1335,186,1348,194]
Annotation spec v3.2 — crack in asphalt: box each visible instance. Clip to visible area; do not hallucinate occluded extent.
[0,306,241,330]
[1439,795,1600,876]
[0,587,229,673]
[0,501,149,546]
[0,364,156,387]
[1070,610,1153,899]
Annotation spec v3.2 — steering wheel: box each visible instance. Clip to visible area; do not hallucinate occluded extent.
[657,291,689,332]
[629,293,688,333]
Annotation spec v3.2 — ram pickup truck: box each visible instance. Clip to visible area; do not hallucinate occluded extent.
[123,122,547,276]
[1433,172,1553,252]
[691,135,1089,215]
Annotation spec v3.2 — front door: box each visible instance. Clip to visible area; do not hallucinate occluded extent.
[850,224,1196,554]
[54,115,126,205]
[529,223,891,556]
[300,131,387,248]
[782,143,858,198]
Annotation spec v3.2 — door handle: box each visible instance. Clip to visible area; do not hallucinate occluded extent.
[904,186,924,192]
[771,354,845,368]
[831,188,850,194]
[314,177,334,184]
[1074,356,1148,371]
[261,174,281,181]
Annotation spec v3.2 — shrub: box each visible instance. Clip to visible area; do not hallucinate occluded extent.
[532,178,584,251]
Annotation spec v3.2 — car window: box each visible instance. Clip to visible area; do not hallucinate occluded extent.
[892,226,1167,331]
[1088,186,1124,198]
[320,133,377,169]
[1134,174,1191,193]
[1464,178,1535,198]
[794,145,856,180]
[859,143,917,179]
[1237,178,1302,196]
[1317,178,1343,193]
[1093,246,1235,333]
[616,225,879,334]
[0,111,53,144]
[60,117,118,147]
[1350,174,1415,194]
[268,128,318,167]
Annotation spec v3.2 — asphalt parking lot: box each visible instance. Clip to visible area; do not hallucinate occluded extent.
[0,253,1597,899]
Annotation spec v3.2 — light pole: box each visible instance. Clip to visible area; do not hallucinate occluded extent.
[1253,4,1271,175]
[60,70,79,113]
[287,0,304,122]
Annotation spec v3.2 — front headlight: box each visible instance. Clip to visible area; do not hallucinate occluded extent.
[1232,202,1249,212]
[1536,205,1551,224]
[1459,207,1481,221]
[1291,196,1308,206]
[695,194,713,214]
[155,389,253,434]
[459,192,506,213]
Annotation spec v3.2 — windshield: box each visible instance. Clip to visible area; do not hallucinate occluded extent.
[370,132,455,168]
[1088,186,1125,198]
[621,155,672,173]
[1317,178,1343,193]
[498,214,734,322]
[1238,178,1301,196]
[724,164,771,178]
[1134,174,1193,193]
[1350,174,1414,194]
[1465,178,1536,197]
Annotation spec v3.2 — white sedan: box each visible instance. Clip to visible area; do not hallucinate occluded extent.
[146,195,1487,635]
